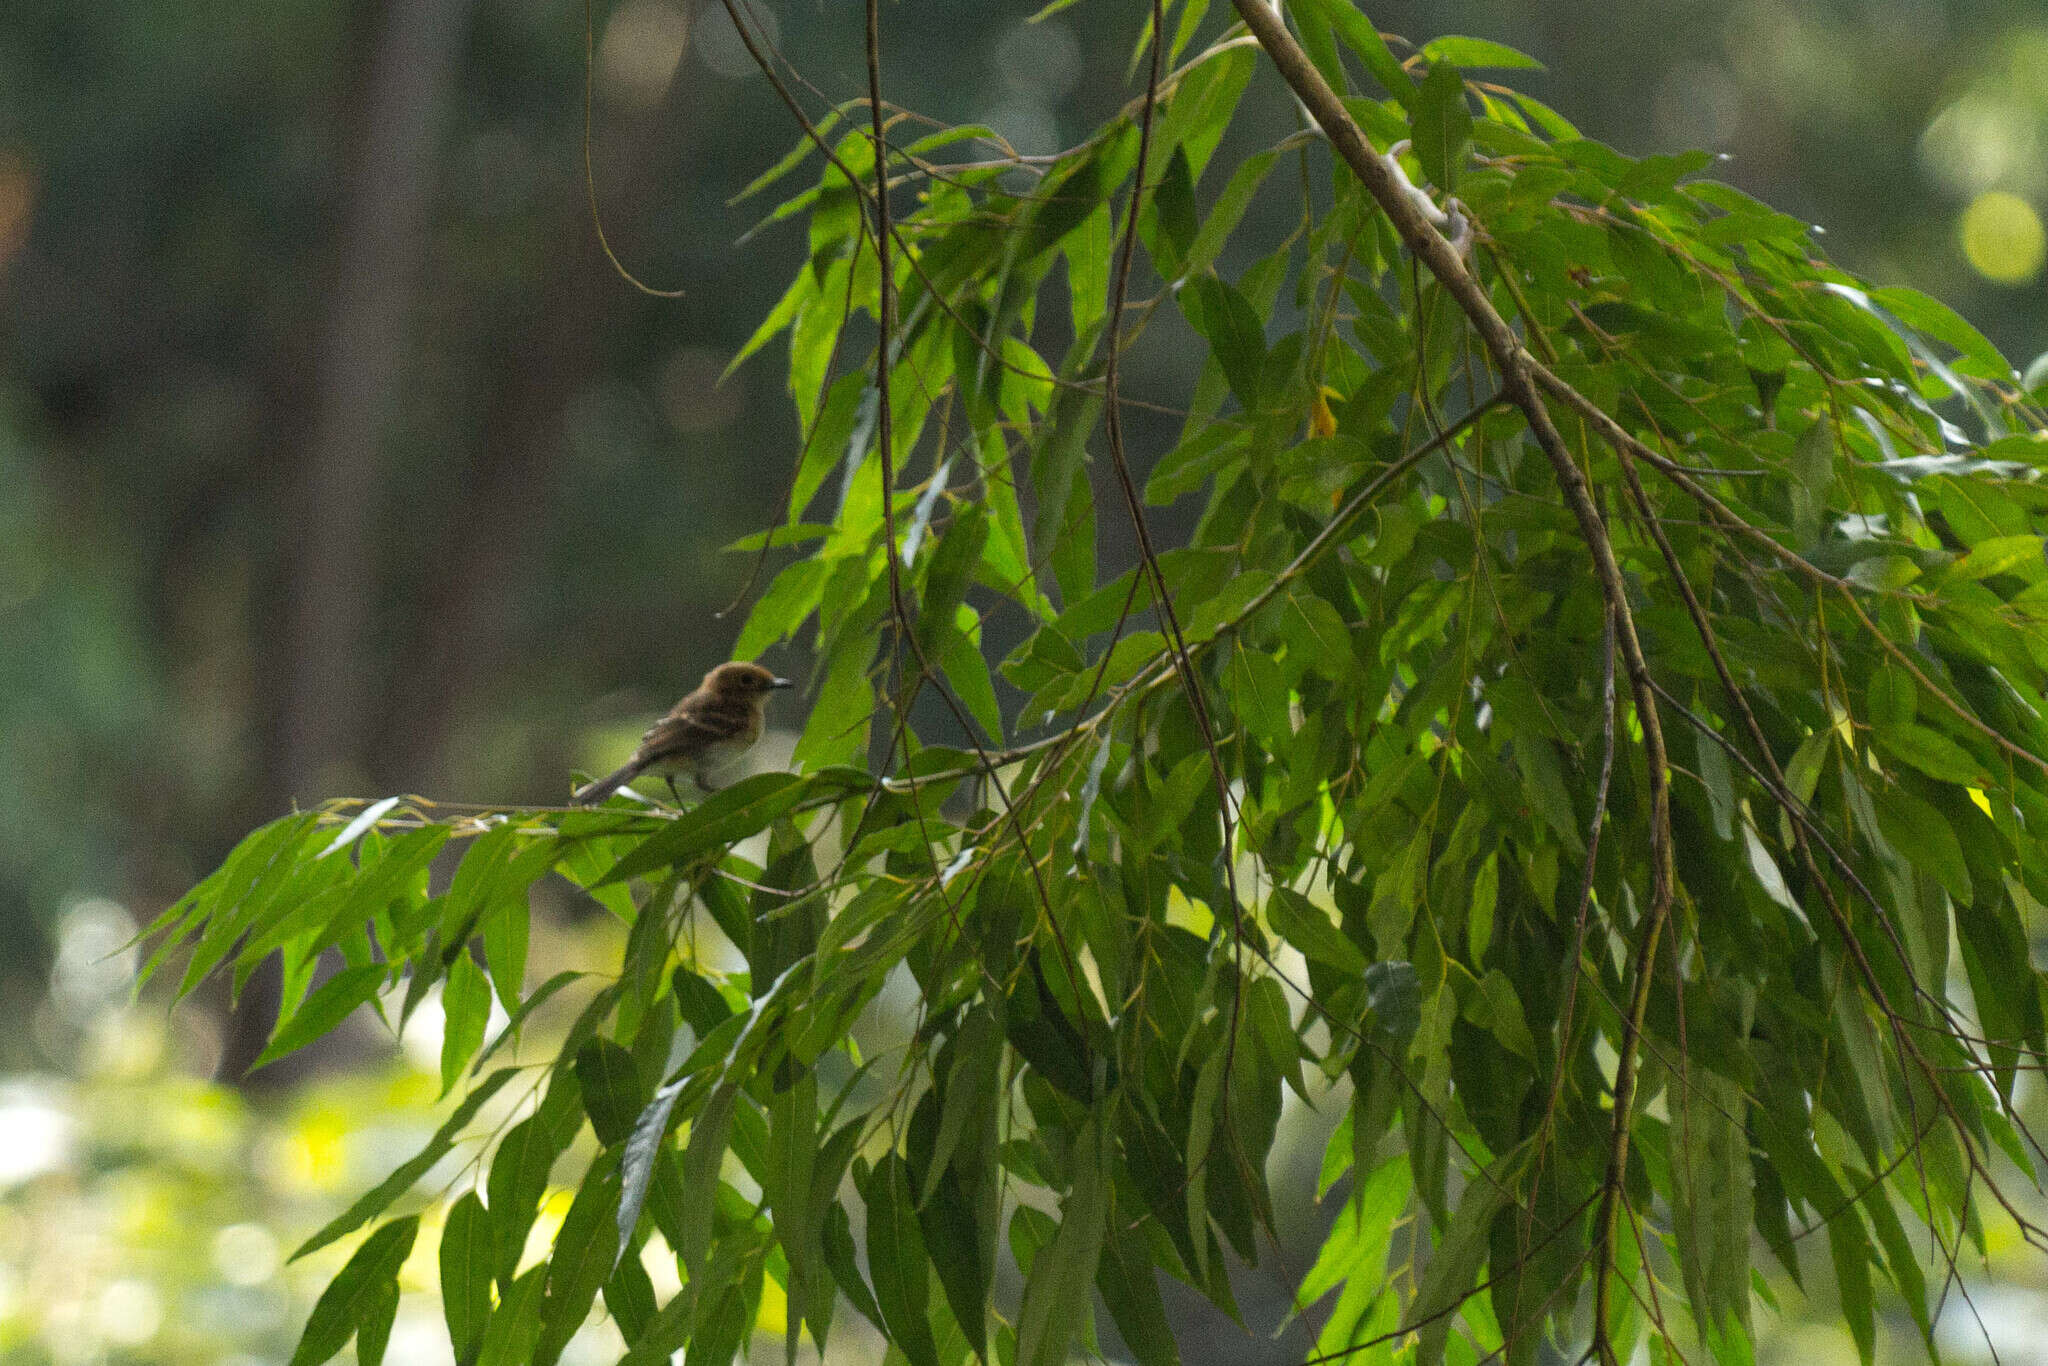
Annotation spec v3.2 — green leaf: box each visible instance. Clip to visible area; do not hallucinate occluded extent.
[939,620,1005,741]
[1790,420,1834,544]
[825,1200,886,1332]
[1671,1068,1754,1347]
[1409,60,1472,191]
[1951,534,2045,583]
[1280,590,1357,678]
[738,556,832,665]
[603,1251,658,1344]
[1180,273,1267,410]
[1870,783,1974,906]
[599,772,809,884]
[309,824,452,959]
[440,1192,492,1363]
[616,1283,699,1366]
[487,1075,582,1288]
[1143,146,1198,279]
[253,963,387,1071]
[1020,125,1140,264]
[1184,568,1275,644]
[911,1096,993,1359]
[293,1069,517,1262]
[1290,0,1344,89]
[915,506,988,661]
[1784,730,1831,807]
[480,859,535,1016]
[676,1082,739,1278]
[1096,1222,1178,1366]
[863,1153,941,1366]
[733,110,844,204]
[1412,1148,1520,1366]
[475,1265,547,1366]
[440,951,492,1097]
[1227,644,1290,750]
[1419,35,1544,70]
[1868,285,2010,377]
[1827,1211,1877,1365]
[289,1216,419,1366]
[1065,204,1112,340]
[1516,735,1585,857]
[169,813,322,998]
[616,1074,686,1264]
[1742,821,1802,917]
[1186,150,1279,278]
[1152,43,1254,178]
[1015,1117,1110,1366]
[728,261,813,377]
[1144,425,1249,505]
[534,1154,623,1366]
[922,1006,1004,1205]
[1031,350,1106,607]
[1877,723,1986,786]
[764,1070,828,1356]
[1269,887,1368,976]
[472,969,584,1077]
[1363,960,1422,1046]
[356,1278,399,1366]
[575,1037,648,1148]
[1296,0,1415,100]
[1467,969,1537,1063]
[1466,852,1498,962]
[1295,1159,1408,1333]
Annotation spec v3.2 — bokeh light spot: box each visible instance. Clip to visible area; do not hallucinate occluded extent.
[51,898,137,1020]
[94,1279,163,1346]
[0,1082,74,1188]
[992,21,1083,100]
[1959,191,2047,284]
[1920,94,2040,198]
[598,0,688,108]
[519,1188,576,1277]
[273,1113,350,1192]
[212,1223,281,1287]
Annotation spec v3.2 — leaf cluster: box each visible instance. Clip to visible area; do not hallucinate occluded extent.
[141,5,2048,1365]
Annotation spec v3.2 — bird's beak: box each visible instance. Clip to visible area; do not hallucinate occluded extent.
[769,676,795,690]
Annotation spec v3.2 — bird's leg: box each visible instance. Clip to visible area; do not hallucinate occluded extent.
[665,776,684,806]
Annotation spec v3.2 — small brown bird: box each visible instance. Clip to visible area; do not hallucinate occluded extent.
[572,661,794,805]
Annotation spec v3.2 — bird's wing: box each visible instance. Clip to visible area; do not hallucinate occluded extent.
[636,704,748,762]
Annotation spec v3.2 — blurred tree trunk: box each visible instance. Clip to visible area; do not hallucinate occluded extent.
[222,0,478,1084]
[280,0,477,799]
[373,76,692,795]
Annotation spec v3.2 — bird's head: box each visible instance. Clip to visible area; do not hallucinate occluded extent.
[703,660,795,701]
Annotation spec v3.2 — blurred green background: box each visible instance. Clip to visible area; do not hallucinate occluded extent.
[1,1,2045,1362]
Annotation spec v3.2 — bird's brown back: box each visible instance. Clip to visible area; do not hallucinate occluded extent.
[633,682,764,766]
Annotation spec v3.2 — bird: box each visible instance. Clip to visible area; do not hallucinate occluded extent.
[571,661,794,805]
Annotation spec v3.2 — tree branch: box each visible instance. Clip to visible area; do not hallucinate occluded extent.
[1224,7,1674,1356]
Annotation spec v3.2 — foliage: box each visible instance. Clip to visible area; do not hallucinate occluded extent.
[141,3,2048,1365]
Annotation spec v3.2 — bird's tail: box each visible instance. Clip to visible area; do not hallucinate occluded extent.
[572,760,643,805]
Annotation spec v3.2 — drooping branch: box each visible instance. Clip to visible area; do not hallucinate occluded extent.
[1224,5,1674,1358]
